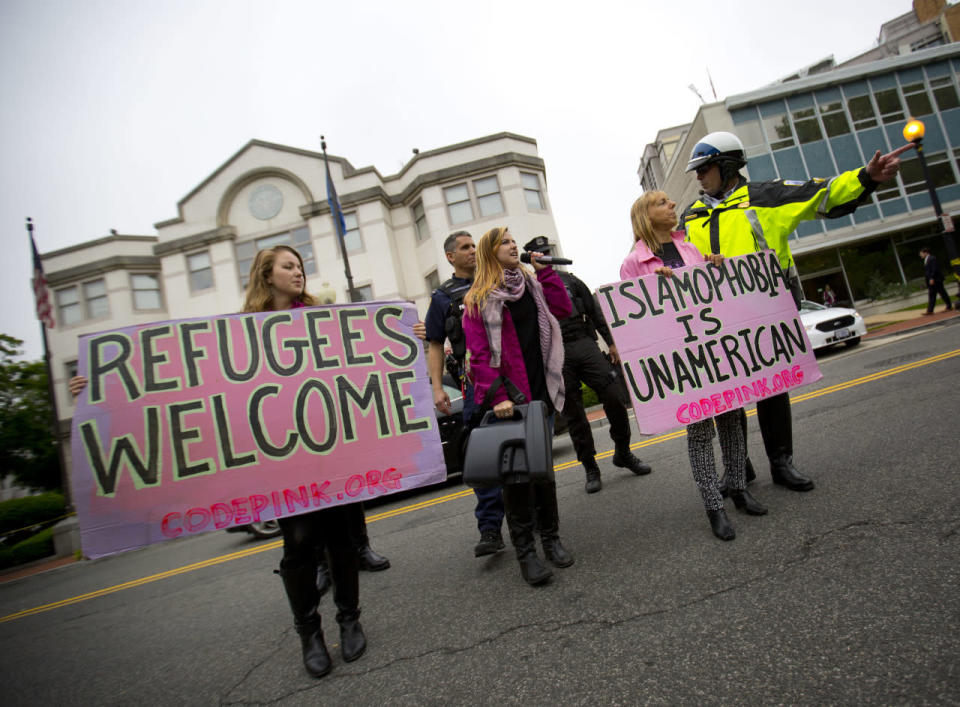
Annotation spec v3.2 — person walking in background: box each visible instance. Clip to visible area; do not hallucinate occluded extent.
[920,246,953,314]
[522,235,652,495]
[424,230,506,557]
[622,192,767,540]
[463,226,574,586]
[822,283,837,308]
[681,131,912,494]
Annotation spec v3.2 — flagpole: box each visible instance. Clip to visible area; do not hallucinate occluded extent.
[321,136,359,302]
[27,218,72,510]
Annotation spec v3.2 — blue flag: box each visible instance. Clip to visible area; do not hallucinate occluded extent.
[324,155,347,243]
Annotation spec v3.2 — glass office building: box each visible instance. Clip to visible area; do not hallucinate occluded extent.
[645,43,960,306]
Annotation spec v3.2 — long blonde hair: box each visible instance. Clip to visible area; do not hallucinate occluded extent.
[630,191,670,254]
[464,226,531,315]
[242,245,317,313]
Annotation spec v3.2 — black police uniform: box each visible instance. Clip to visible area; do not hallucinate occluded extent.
[522,236,651,491]
[425,275,505,545]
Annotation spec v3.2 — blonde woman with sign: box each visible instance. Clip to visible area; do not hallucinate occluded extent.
[622,193,768,541]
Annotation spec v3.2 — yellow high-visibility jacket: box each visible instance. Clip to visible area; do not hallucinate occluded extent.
[681,169,877,273]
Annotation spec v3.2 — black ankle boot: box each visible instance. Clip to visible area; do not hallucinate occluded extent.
[298,623,333,678]
[535,481,575,568]
[357,545,391,571]
[770,455,814,492]
[336,610,367,663]
[280,562,333,678]
[583,458,602,494]
[504,483,553,586]
[350,506,391,570]
[612,445,652,475]
[707,509,736,541]
[730,489,768,515]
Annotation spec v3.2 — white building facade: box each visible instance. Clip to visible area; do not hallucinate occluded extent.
[43,132,562,470]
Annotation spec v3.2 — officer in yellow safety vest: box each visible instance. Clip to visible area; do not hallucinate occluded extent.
[680,131,913,492]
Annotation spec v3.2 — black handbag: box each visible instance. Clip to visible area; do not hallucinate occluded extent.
[462,377,554,488]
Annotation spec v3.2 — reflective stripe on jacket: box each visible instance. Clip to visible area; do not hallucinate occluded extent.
[681,169,876,271]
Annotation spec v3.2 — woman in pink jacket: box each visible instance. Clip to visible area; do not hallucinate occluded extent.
[462,226,574,585]
[621,192,768,541]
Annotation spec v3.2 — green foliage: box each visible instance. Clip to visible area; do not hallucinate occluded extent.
[0,492,67,535]
[0,526,55,569]
[581,382,600,408]
[0,334,61,491]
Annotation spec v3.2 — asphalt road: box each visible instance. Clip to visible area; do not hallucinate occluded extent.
[2,319,959,706]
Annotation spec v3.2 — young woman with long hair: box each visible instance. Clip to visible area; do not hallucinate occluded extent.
[621,193,768,541]
[243,245,367,678]
[462,226,574,586]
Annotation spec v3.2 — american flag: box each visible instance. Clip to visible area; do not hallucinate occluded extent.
[28,219,55,329]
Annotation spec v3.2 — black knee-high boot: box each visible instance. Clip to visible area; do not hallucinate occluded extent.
[534,481,574,568]
[349,506,391,571]
[503,482,553,586]
[327,544,366,662]
[280,560,332,678]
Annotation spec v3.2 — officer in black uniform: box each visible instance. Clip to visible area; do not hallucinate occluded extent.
[425,231,505,556]
[523,236,652,493]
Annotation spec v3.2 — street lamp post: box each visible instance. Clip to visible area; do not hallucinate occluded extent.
[903,118,960,281]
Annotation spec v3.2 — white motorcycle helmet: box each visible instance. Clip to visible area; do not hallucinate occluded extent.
[685,131,747,173]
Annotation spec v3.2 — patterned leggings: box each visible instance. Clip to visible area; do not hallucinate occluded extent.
[685,410,746,511]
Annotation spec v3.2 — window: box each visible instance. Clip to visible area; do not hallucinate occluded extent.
[522,173,545,210]
[902,82,933,117]
[931,76,960,112]
[425,269,440,292]
[792,107,823,144]
[187,251,214,292]
[847,94,877,130]
[818,101,850,137]
[353,285,373,301]
[236,226,315,287]
[761,113,794,150]
[444,184,473,224]
[342,213,362,253]
[443,175,505,225]
[474,176,504,217]
[900,151,956,195]
[412,201,429,242]
[874,88,904,124]
[56,278,109,326]
[131,273,162,310]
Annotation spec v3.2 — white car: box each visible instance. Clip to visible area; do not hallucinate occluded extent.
[799,300,867,351]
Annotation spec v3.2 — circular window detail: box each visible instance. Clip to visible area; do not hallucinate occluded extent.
[249,184,283,220]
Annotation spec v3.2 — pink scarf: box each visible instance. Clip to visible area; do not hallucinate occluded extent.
[480,268,565,411]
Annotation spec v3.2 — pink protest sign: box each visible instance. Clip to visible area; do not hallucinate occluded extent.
[71,301,445,559]
[596,251,822,434]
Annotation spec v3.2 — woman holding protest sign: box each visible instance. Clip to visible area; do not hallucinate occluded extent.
[70,245,371,678]
[621,192,768,541]
[462,226,574,586]
[242,244,367,678]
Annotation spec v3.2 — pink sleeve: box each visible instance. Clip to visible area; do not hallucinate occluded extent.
[463,308,507,408]
[536,267,572,319]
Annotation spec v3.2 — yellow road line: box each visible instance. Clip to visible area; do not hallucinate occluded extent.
[3,347,957,625]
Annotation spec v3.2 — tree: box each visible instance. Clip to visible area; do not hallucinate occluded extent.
[0,334,61,491]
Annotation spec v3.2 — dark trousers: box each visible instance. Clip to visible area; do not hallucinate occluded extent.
[560,337,631,461]
[463,382,505,532]
[278,504,361,625]
[927,281,953,312]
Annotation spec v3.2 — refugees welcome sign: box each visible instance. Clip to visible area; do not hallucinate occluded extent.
[71,302,445,559]
[597,251,822,434]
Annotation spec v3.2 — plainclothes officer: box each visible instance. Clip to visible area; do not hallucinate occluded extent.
[523,236,652,494]
[425,231,506,557]
[681,131,912,492]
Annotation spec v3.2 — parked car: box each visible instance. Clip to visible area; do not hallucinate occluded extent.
[799,299,866,350]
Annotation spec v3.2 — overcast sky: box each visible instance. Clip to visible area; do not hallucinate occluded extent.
[0,0,913,359]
